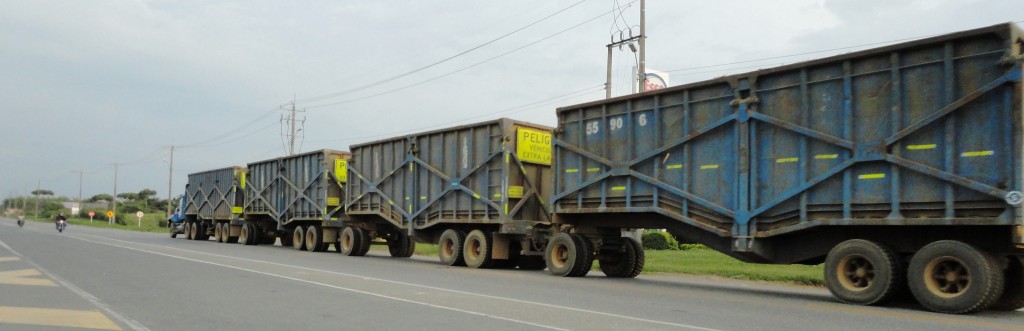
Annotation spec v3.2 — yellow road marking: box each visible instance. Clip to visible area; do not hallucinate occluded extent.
[0,269,58,287]
[0,257,20,263]
[0,306,121,330]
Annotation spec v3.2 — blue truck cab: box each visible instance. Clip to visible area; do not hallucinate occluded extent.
[167,194,187,238]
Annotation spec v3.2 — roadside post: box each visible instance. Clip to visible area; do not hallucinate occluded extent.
[106,210,114,225]
[136,211,144,228]
[88,211,95,224]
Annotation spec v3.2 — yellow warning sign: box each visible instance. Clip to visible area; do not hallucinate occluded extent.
[508,185,524,198]
[516,128,552,165]
[335,159,348,183]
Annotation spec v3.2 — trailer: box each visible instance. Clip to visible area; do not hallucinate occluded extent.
[182,166,246,243]
[242,149,351,251]
[551,23,1024,313]
[346,118,553,268]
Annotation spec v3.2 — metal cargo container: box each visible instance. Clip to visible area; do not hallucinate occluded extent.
[243,149,350,251]
[183,166,245,241]
[347,118,553,267]
[553,23,1024,312]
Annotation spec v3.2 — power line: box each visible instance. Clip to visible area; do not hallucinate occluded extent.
[304,3,632,111]
[304,83,603,144]
[294,0,592,105]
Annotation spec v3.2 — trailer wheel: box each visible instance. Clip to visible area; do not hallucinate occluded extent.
[279,230,291,247]
[991,256,1024,311]
[438,229,467,266]
[546,233,588,277]
[388,233,415,258]
[169,223,177,238]
[185,222,194,240]
[305,225,325,252]
[599,237,644,278]
[197,222,210,241]
[464,230,494,269]
[568,233,593,277]
[354,228,371,256]
[340,226,362,256]
[824,239,902,306]
[292,226,307,250]
[239,222,257,245]
[908,240,1005,314]
[214,222,223,242]
[225,224,238,244]
[516,256,546,270]
[261,232,277,245]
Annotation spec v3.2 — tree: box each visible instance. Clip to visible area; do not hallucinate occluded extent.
[89,194,114,202]
[32,189,54,196]
[117,193,139,201]
[138,189,157,200]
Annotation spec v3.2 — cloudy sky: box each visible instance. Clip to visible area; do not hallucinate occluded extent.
[1,0,1021,202]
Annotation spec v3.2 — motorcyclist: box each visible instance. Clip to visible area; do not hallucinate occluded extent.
[55,212,67,230]
[17,214,25,227]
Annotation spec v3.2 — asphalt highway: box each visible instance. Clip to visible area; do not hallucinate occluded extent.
[1,217,1022,331]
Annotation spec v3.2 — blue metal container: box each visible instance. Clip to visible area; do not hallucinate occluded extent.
[553,23,1024,264]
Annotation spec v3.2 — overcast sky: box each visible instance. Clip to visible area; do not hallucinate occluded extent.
[1,0,1021,202]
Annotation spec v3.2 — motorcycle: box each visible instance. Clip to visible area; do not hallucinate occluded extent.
[17,216,24,228]
[56,219,67,233]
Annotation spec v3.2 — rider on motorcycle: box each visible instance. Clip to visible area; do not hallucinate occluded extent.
[17,214,25,227]
[55,212,67,230]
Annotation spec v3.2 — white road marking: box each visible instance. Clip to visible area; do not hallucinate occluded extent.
[68,235,568,331]
[79,233,723,331]
[0,239,149,331]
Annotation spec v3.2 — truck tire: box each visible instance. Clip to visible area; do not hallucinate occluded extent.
[991,256,1024,311]
[438,229,467,266]
[185,222,194,240]
[463,230,494,269]
[908,240,1005,314]
[195,222,209,241]
[305,225,325,252]
[292,226,307,250]
[516,256,547,270]
[225,224,239,244]
[340,226,362,256]
[388,233,414,258]
[169,223,177,238]
[824,239,902,306]
[568,233,593,277]
[546,233,588,277]
[599,237,644,278]
[261,232,277,245]
[354,228,371,256]
[214,223,224,243]
[239,222,258,245]
[279,229,293,247]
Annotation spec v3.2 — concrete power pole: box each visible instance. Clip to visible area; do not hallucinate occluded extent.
[112,163,118,225]
[166,145,174,218]
[605,0,647,99]
[638,0,646,91]
[33,180,40,218]
[282,96,305,156]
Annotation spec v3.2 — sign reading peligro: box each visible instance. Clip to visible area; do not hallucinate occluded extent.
[516,128,551,165]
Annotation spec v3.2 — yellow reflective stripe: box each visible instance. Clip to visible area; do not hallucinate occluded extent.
[700,164,719,170]
[472,193,480,199]
[231,206,243,214]
[587,167,600,172]
[565,168,579,173]
[776,157,798,163]
[814,154,838,159]
[858,173,886,180]
[665,164,682,169]
[907,144,936,150]
[611,186,626,191]
[504,203,508,214]
[420,196,427,200]
[961,150,994,157]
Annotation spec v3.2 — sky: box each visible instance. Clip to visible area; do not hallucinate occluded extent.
[1,0,1021,203]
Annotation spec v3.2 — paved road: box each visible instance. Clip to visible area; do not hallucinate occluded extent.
[0,218,1022,331]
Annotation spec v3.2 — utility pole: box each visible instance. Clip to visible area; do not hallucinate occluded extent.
[638,0,646,91]
[33,180,40,218]
[72,169,83,216]
[112,163,118,225]
[282,95,306,156]
[166,145,174,218]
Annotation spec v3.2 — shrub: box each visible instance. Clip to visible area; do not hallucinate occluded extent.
[642,230,680,250]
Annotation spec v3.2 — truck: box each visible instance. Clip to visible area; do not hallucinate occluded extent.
[179,167,247,243]
[346,118,552,268]
[549,23,1024,313]
[166,194,186,238]
[241,149,352,251]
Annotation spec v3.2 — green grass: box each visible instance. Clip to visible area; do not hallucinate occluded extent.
[26,215,167,234]
[410,243,823,285]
